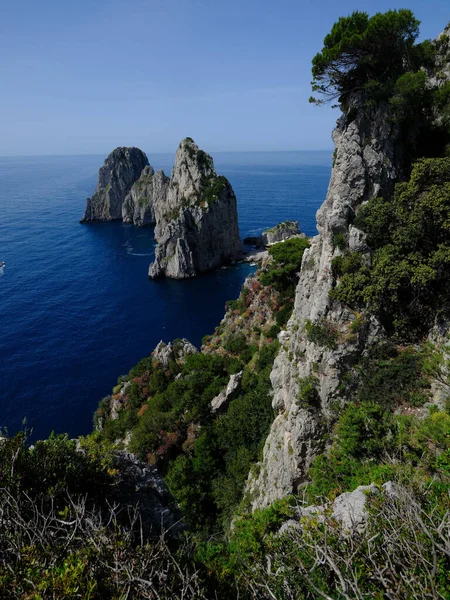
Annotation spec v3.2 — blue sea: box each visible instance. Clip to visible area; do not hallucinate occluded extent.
[0,151,331,440]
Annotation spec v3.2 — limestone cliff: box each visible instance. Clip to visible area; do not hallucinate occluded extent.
[149,138,241,279]
[246,100,402,509]
[122,166,170,226]
[81,147,149,222]
[247,29,450,509]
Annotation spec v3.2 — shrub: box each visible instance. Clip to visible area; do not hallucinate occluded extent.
[332,158,450,338]
[305,318,338,349]
[260,237,309,292]
[336,402,394,458]
[297,375,320,407]
[357,343,430,408]
[332,232,347,250]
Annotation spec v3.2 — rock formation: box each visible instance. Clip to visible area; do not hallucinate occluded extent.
[211,371,243,413]
[149,138,242,279]
[244,220,304,247]
[246,98,403,509]
[246,29,450,509]
[81,147,149,222]
[152,338,198,369]
[122,166,170,226]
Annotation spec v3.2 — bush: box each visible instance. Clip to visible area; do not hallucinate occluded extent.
[336,402,394,459]
[260,237,309,292]
[305,318,338,349]
[332,158,450,338]
[357,343,429,408]
[297,375,320,408]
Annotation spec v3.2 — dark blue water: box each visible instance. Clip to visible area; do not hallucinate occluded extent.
[0,151,331,439]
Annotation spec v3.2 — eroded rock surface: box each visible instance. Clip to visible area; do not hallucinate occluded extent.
[81,147,149,222]
[153,338,198,369]
[246,98,402,510]
[149,138,241,279]
[211,371,243,413]
[122,166,170,226]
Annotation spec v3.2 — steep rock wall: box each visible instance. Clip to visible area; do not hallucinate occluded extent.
[149,138,241,279]
[122,166,170,226]
[246,101,402,509]
[81,147,148,222]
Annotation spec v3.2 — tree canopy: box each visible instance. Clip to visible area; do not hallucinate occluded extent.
[310,9,420,106]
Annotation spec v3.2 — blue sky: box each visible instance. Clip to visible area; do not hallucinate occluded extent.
[1,0,449,155]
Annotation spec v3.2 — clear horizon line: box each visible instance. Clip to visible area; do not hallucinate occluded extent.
[0,148,334,159]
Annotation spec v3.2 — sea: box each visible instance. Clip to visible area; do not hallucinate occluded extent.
[0,151,331,440]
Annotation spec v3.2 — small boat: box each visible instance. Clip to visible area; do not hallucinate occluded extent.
[0,262,5,268]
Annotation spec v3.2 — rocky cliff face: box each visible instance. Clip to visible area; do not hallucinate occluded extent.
[122,166,170,226]
[246,100,403,509]
[81,147,149,222]
[149,138,241,279]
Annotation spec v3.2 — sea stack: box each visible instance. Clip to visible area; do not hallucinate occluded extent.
[80,147,149,222]
[122,166,170,227]
[148,138,242,279]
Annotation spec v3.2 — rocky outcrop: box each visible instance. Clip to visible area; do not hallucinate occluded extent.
[246,98,403,510]
[152,338,198,369]
[81,147,149,222]
[122,166,170,226]
[278,482,401,537]
[211,371,243,413]
[149,138,241,279]
[244,220,304,247]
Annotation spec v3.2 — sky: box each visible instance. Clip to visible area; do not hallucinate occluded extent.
[1,0,449,155]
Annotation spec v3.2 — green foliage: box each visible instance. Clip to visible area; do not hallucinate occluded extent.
[166,360,275,531]
[264,323,280,339]
[197,149,213,171]
[260,237,309,292]
[0,432,210,599]
[223,332,249,355]
[332,158,450,338]
[200,175,228,205]
[332,231,347,250]
[336,402,394,458]
[200,477,450,600]
[331,250,363,276]
[255,339,280,371]
[297,375,319,408]
[0,432,114,507]
[310,9,420,106]
[389,69,429,122]
[357,343,429,408]
[304,318,338,349]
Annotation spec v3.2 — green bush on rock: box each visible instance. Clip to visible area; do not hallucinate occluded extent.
[332,157,450,338]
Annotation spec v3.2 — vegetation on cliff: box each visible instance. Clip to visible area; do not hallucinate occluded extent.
[94,235,308,534]
[332,157,450,337]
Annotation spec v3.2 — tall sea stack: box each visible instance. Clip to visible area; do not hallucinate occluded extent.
[148,138,242,279]
[80,147,149,222]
